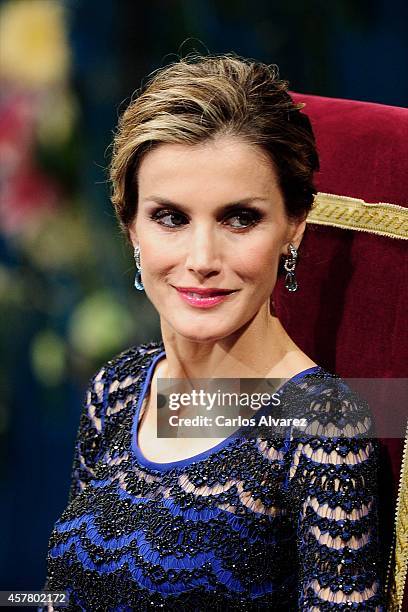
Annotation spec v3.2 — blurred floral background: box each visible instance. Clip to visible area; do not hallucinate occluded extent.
[0,0,406,590]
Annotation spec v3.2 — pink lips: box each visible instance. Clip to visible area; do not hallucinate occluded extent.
[174,286,236,309]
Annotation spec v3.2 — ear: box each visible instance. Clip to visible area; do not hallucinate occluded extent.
[281,217,307,255]
[129,225,138,249]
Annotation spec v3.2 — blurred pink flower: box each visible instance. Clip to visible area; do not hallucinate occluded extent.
[0,90,36,171]
[0,88,59,235]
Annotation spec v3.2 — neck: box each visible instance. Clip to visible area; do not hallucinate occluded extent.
[159,301,308,380]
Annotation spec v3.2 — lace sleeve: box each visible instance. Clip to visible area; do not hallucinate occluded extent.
[287,377,384,611]
[38,366,110,610]
[66,365,110,504]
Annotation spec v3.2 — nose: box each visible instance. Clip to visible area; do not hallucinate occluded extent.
[185,224,222,278]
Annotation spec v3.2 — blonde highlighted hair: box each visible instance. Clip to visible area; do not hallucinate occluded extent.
[110,53,319,242]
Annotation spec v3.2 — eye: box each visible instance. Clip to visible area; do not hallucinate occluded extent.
[151,209,187,228]
[224,209,262,229]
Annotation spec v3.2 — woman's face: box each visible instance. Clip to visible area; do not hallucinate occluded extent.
[130,136,306,343]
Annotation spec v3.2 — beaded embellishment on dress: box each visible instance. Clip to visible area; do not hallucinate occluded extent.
[40,341,384,611]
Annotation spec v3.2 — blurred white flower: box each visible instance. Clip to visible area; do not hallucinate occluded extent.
[30,328,67,386]
[68,291,135,360]
[36,88,78,145]
[15,205,93,270]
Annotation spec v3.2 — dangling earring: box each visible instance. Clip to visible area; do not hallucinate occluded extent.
[133,246,144,291]
[283,243,298,292]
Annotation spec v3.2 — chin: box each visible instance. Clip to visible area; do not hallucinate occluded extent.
[169,319,232,344]
[177,330,228,344]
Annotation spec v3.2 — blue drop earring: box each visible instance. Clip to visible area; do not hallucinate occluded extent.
[133,246,144,291]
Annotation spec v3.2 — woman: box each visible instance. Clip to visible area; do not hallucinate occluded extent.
[41,55,383,610]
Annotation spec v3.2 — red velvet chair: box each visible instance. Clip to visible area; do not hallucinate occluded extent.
[273,93,408,610]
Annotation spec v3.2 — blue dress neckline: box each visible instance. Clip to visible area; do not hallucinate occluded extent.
[131,348,322,471]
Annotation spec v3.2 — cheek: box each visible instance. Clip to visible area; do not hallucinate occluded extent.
[238,241,282,278]
[136,220,184,273]
[137,238,173,278]
[142,258,170,289]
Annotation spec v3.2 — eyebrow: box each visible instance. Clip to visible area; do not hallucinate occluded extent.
[142,196,269,214]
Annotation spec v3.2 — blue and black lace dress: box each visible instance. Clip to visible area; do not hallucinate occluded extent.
[40,340,384,610]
